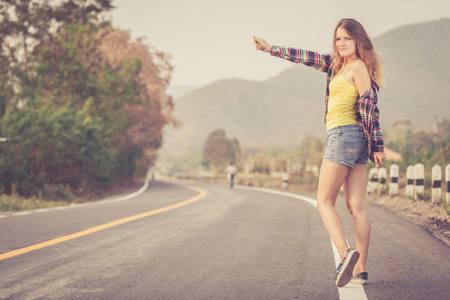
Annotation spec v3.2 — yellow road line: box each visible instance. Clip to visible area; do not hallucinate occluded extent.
[0,185,206,261]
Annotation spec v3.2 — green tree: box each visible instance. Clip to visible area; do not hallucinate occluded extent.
[203,129,240,171]
[294,135,324,173]
[97,27,176,178]
[0,0,113,114]
[0,99,109,196]
[0,20,174,197]
[411,131,433,154]
[384,118,450,168]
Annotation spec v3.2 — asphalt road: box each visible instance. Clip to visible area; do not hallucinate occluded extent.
[1,179,449,299]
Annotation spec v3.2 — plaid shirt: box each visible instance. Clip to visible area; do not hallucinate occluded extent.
[271,46,384,162]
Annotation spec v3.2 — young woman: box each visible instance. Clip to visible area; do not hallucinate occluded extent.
[253,18,386,287]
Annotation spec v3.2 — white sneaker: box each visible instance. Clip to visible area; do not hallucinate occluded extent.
[335,248,360,287]
[350,272,368,285]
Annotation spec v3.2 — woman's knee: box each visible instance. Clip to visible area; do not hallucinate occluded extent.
[346,202,354,215]
[346,201,366,215]
[317,197,336,212]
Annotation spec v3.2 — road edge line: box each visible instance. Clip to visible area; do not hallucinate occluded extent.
[236,184,368,300]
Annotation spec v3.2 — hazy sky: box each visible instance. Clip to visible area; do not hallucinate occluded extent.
[111,0,450,87]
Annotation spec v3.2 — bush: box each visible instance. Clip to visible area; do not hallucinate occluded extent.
[41,184,75,202]
[0,195,21,211]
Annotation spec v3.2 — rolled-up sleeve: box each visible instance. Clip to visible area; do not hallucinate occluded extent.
[270,46,331,73]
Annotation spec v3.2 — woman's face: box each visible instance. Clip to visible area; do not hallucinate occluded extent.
[335,27,357,59]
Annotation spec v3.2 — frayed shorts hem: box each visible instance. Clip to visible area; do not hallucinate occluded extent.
[322,157,368,168]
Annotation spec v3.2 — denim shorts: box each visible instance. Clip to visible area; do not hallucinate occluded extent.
[323,125,369,168]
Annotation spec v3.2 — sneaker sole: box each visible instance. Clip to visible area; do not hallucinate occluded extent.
[350,278,368,285]
[336,250,360,287]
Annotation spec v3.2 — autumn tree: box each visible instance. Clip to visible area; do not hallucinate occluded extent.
[0,3,175,197]
[97,27,176,177]
[293,135,324,173]
[434,118,450,165]
[203,129,240,171]
[382,117,450,168]
[385,119,413,145]
[0,0,113,112]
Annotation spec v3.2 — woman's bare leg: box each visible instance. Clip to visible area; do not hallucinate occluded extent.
[317,161,350,259]
[343,163,370,274]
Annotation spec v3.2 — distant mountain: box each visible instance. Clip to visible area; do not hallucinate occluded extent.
[166,85,198,98]
[373,18,450,126]
[160,18,450,158]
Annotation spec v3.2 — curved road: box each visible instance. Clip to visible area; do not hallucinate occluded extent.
[1,179,449,299]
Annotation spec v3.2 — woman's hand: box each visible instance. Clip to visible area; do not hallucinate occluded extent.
[373,152,386,168]
[253,36,272,52]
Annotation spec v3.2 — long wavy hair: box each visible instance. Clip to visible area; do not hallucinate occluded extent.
[332,18,385,87]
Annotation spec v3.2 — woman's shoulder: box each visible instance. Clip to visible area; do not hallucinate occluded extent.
[351,59,370,75]
[352,59,368,69]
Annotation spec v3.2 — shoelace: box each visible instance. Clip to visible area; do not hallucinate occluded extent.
[335,260,344,278]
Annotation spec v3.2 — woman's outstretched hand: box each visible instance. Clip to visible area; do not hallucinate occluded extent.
[253,36,272,52]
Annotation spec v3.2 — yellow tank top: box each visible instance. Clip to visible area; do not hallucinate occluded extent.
[326,63,359,130]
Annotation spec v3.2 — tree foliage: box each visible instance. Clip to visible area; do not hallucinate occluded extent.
[0,1,174,198]
[384,117,450,169]
[0,0,113,110]
[294,135,324,171]
[203,129,240,171]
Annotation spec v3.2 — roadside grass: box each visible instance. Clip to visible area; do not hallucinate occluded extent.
[444,201,450,217]
[0,179,143,212]
[0,194,86,212]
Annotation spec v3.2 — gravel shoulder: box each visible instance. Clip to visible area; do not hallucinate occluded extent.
[367,193,450,248]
